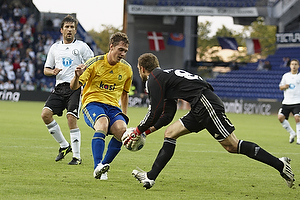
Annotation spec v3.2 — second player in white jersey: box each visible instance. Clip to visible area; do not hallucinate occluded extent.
[279,72,300,105]
[278,59,300,144]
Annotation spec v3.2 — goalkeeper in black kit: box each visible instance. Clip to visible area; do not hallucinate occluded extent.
[122,53,295,189]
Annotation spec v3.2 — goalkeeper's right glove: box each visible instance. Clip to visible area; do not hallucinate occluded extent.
[122,128,141,149]
[122,127,152,149]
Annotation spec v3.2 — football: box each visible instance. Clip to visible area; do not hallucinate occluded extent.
[123,128,146,151]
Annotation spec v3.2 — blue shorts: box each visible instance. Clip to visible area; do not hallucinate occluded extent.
[82,102,129,132]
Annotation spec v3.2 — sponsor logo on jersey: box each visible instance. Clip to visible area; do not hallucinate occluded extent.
[289,84,295,89]
[62,57,73,67]
[99,81,116,91]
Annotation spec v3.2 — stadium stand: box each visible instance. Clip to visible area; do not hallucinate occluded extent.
[0,0,99,92]
[206,47,299,101]
[130,0,258,7]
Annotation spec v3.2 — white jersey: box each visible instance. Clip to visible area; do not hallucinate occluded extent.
[44,39,94,86]
[279,72,300,105]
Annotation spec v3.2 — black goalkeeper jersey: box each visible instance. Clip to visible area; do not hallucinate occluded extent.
[137,68,213,132]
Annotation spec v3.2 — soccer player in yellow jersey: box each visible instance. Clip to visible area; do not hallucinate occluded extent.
[70,32,132,180]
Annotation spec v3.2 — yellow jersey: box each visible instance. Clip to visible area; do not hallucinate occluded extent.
[79,54,133,108]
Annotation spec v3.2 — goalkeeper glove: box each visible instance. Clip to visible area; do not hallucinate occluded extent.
[122,127,152,149]
[122,128,141,149]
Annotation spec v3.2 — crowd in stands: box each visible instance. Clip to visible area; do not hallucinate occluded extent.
[256,59,272,71]
[0,0,58,92]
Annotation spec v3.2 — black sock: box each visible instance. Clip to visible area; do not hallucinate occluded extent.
[147,138,176,180]
[238,140,283,172]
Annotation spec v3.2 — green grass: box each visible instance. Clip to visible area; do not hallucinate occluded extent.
[0,101,299,199]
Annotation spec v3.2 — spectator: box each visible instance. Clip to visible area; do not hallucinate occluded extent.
[7,17,15,36]
[19,59,27,74]
[26,14,36,28]
[26,48,35,61]
[15,68,22,90]
[285,57,291,67]
[280,57,291,68]
[1,2,9,19]
[19,14,27,25]
[13,5,22,22]
[3,80,14,90]
[6,68,16,83]
[45,18,53,31]
[0,16,5,27]
[35,40,45,53]
[22,22,32,37]
[52,16,61,32]
[263,60,272,71]
[35,50,46,71]
[229,61,239,70]
[21,4,29,17]
[3,58,13,73]
[0,80,4,90]
[34,68,45,90]
[27,60,35,77]
[0,26,3,41]
[41,81,54,92]
[0,66,7,82]
[26,81,35,91]
[23,68,32,83]
[12,58,20,73]
[0,39,10,53]
[256,59,264,71]
[20,80,27,91]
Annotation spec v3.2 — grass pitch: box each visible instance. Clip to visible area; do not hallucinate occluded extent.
[0,100,299,199]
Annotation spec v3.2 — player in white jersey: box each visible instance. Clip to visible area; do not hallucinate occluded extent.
[41,15,94,165]
[278,59,300,144]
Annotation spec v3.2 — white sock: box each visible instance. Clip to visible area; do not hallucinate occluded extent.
[46,119,69,148]
[281,119,296,136]
[70,128,81,158]
[296,122,300,143]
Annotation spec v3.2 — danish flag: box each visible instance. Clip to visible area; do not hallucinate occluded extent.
[147,31,165,51]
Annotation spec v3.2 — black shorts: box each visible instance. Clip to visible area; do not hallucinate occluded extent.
[180,89,235,141]
[44,82,81,118]
[278,104,300,120]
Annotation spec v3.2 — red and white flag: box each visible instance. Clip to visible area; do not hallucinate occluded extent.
[246,38,261,54]
[147,32,165,51]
